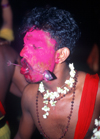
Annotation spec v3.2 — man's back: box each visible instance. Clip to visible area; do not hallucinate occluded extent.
[0,41,19,116]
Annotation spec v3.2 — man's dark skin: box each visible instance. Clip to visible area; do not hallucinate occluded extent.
[15,46,100,139]
[0,39,28,118]
[0,1,28,138]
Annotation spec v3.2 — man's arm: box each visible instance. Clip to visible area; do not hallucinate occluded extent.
[14,87,36,139]
[15,113,35,139]
[1,0,13,29]
[10,82,22,97]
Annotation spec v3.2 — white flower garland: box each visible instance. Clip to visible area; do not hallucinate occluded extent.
[91,117,100,139]
[39,63,76,119]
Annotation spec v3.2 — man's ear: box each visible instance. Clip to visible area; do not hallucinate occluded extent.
[55,47,70,64]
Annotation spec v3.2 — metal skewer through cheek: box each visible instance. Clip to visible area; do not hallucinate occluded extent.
[7,60,21,67]
[7,60,53,81]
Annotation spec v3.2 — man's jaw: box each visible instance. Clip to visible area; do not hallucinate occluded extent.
[20,58,54,82]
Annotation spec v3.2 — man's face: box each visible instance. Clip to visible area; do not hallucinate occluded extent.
[20,29,56,83]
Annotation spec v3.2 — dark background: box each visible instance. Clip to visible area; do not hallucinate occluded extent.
[0,0,99,47]
[0,0,99,69]
[1,0,100,138]
[8,0,100,72]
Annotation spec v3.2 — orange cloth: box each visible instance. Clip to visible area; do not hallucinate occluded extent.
[74,74,99,139]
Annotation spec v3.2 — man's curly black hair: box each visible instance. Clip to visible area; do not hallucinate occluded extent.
[20,7,80,55]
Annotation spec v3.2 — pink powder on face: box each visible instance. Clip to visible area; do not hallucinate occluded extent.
[20,29,57,83]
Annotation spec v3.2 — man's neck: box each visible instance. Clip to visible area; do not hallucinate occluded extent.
[42,63,70,92]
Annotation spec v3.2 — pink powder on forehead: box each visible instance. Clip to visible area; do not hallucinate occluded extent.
[24,29,56,48]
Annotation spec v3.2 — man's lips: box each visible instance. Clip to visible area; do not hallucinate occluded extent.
[20,67,29,74]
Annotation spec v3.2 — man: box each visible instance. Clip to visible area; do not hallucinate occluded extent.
[15,7,100,139]
[0,0,28,138]
[0,39,28,139]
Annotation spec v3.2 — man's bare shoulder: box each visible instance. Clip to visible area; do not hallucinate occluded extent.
[77,71,87,79]
[96,76,100,114]
[21,83,39,109]
[76,71,87,89]
[98,77,100,93]
[78,71,100,114]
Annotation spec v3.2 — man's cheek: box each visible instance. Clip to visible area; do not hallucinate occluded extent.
[26,56,35,67]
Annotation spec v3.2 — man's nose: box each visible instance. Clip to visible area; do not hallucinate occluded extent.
[20,47,27,57]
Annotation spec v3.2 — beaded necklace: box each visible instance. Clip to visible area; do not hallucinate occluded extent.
[36,72,78,139]
[36,63,78,139]
[39,63,76,119]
